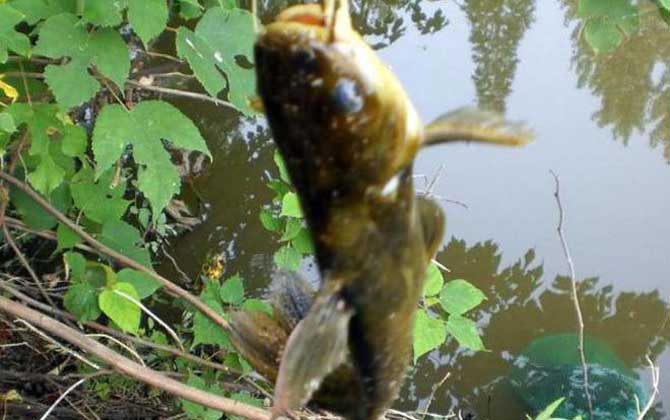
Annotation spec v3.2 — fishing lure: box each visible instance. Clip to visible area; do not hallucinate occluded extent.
[231,1,532,418]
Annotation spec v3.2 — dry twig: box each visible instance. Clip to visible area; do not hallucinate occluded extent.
[636,355,660,420]
[550,170,593,418]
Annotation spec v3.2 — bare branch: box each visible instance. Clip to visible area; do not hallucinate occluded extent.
[126,80,238,111]
[550,170,593,418]
[0,296,271,420]
[0,171,232,335]
[636,355,660,420]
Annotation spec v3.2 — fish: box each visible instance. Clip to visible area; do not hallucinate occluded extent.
[229,1,532,419]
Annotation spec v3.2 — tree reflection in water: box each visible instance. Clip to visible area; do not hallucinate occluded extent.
[406,238,669,419]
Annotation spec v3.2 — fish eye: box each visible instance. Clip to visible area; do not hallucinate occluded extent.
[331,78,364,114]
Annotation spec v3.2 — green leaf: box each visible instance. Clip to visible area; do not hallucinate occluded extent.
[413,309,446,363]
[85,262,116,287]
[583,18,623,54]
[274,244,301,271]
[61,124,87,157]
[92,101,210,215]
[64,281,101,322]
[81,0,125,27]
[259,207,282,232]
[273,149,291,183]
[661,0,670,10]
[89,28,131,89]
[445,315,485,351]
[57,223,81,250]
[192,281,231,348]
[219,274,244,305]
[175,27,226,97]
[229,392,264,420]
[99,219,152,267]
[534,398,565,420]
[33,13,88,58]
[241,298,273,315]
[280,192,302,218]
[0,5,31,60]
[280,217,302,241]
[0,112,16,133]
[423,262,443,298]
[64,251,86,281]
[439,279,486,316]
[44,58,100,109]
[117,268,161,299]
[221,59,256,115]
[71,166,130,224]
[292,228,314,255]
[181,374,223,420]
[27,152,66,193]
[9,0,74,25]
[10,180,70,229]
[99,282,141,334]
[127,0,168,46]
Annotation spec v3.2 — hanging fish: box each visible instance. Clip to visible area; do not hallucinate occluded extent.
[230,1,532,419]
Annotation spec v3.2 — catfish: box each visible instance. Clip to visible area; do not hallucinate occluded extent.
[230,1,532,418]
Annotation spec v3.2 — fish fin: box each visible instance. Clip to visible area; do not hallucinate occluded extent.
[423,107,534,147]
[417,197,446,259]
[268,270,316,331]
[272,292,353,416]
[229,310,288,381]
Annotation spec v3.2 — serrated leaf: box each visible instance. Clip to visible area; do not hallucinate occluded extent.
[280,192,302,218]
[10,176,70,229]
[92,101,210,215]
[44,58,100,109]
[71,166,130,224]
[57,223,80,250]
[33,13,88,58]
[9,0,73,25]
[192,281,231,348]
[99,282,141,334]
[89,28,130,89]
[292,228,314,254]
[175,27,226,97]
[27,152,66,193]
[196,7,255,62]
[445,315,485,351]
[219,274,244,305]
[413,309,446,363]
[127,0,168,46]
[274,244,301,271]
[439,279,486,316]
[61,124,87,157]
[181,374,223,420]
[0,5,30,60]
[64,281,101,322]
[117,268,161,299]
[81,0,125,27]
[423,262,443,298]
[280,217,302,241]
[99,219,151,267]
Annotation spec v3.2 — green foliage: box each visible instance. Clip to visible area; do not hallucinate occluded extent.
[577,0,639,54]
[99,282,142,334]
[0,4,31,62]
[92,101,210,215]
[413,263,486,361]
[181,374,224,420]
[526,398,584,420]
[127,0,168,46]
[192,280,232,348]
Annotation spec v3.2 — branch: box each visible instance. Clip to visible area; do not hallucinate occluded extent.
[550,170,594,418]
[0,171,232,336]
[0,296,270,420]
[636,355,660,420]
[125,80,239,111]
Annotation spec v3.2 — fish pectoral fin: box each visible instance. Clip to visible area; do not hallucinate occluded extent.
[423,107,534,147]
[272,292,353,417]
[417,197,446,259]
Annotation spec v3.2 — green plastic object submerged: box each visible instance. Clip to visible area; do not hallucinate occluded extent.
[509,334,648,420]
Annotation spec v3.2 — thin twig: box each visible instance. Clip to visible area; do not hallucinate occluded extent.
[126,80,238,110]
[3,217,96,254]
[2,224,57,308]
[420,371,450,420]
[0,296,270,420]
[113,289,184,351]
[550,170,593,418]
[39,377,89,420]
[636,355,660,420]
[86,334,145,366]
[0,171,232,336]
[0,280,240,376]
[15,319,101,370]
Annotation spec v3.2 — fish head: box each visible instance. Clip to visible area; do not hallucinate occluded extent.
[255,3,423,197]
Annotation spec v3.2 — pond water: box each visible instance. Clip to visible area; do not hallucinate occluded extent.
[161,0,670,418]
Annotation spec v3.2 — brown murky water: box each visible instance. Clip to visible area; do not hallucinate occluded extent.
[162,0,670,418]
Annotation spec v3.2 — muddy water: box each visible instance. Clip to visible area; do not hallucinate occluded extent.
[163,0,670,418]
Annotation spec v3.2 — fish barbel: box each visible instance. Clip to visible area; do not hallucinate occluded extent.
[230,1,532,419]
